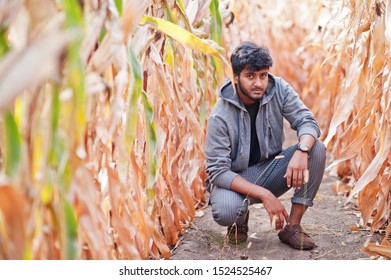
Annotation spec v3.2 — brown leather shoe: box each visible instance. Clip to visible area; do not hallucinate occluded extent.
[278,224,315,250]
[226,211,249,244]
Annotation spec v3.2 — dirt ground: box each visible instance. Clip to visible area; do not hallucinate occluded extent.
[170,125,383,260]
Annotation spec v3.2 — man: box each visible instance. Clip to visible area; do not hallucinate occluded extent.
[205,41,326,250]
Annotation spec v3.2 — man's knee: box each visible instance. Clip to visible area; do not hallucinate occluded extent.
[310,140,326,164]
[210,199,249,227]
[306,140,326,190]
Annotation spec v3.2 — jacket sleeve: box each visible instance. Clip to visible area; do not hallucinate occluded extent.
[281,80,321,139]
[205,114,238,189]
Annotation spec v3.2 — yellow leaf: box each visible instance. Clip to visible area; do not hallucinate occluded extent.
[139,15,224,57]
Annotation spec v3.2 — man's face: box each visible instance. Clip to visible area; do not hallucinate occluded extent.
[234,66,269,105]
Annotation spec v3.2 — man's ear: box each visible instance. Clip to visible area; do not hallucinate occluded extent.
[234,75,238,84]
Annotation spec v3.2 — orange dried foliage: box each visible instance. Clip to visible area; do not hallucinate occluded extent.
[0,0,214,259]
[0,184,26,259]
[223,0,391,258]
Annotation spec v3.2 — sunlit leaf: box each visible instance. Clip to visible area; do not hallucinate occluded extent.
[114,0,122,16]
[61,0,83,28]
[141,91,157,189]
[209,0,224,83]
[140,15,224,57]
[63,198,78,259]
[209,0,223,47]
[124,45,142,155]
[0,26,9,56]
[3,111,21,178]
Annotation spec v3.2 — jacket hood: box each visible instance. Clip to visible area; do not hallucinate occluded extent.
[219,74,277,110]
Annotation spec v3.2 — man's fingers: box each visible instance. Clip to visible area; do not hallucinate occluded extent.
[292,171,299,189]
[296,172,303,189]
[304,169,309,184]
[291,170,309,189]
[271,215,277,229]
[278,214,285,228]
[271,213,288,230]
[284,170,292,188]
[273,215,283,230]
[283,210,290,225]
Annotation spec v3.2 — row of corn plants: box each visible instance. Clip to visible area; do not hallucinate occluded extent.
[222,0,391,258]
[301,0,391,258]
[0,0,229,259]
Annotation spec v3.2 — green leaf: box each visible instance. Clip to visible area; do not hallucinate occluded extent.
[98,27,107,43]
[173,0,193,31]
[142,91,157,189]
[209,0,223,47]
[59,0,85,146]
[209,0,224,83]
[163,0,177,23]
[61,0,83,28]
[124,46,142,154]
[4,111,21,178]
[51,85,60,132]
[63,198,78,259]
[164,38,175,68]
[129,45,142,81]
[176,0,187,12]
[48,86,64,170]
[114,0,123,16]
[0,25,10,57]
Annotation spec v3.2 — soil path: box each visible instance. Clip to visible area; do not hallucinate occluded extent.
[170,124,382,260]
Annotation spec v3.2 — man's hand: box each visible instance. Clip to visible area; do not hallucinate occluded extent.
[261,190,290,230]
[284,150,309,189]
[229,176,289,230]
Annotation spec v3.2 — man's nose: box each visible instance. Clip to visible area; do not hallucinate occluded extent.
[254,77,263,87]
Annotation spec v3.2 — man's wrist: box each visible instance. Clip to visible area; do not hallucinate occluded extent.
[297,143,311,154]
[257,186,271,201]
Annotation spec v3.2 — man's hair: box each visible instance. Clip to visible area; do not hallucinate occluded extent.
[230,41,273,76]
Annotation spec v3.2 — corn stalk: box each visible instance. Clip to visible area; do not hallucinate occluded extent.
[0,0,227,259]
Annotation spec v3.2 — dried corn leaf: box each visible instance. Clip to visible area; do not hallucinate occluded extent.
[361,243,391,259]
[121,0,151,37]
[358,177,381,226]
[0,184,26,259]
[348,121,391,202]
[332,180,352,196]
[0,23,70,111]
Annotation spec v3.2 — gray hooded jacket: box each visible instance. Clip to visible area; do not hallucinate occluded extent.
[205,74,321,191]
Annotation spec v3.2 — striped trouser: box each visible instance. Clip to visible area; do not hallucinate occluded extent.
[208,140,326,227]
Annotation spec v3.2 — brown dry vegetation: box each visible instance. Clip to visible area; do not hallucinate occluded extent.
[0,0,390,260]
[222,0,391,259]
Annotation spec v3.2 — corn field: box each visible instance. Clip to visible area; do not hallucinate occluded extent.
[0,0,390,260]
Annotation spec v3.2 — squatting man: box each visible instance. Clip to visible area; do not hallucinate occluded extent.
[205,41,326,250]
